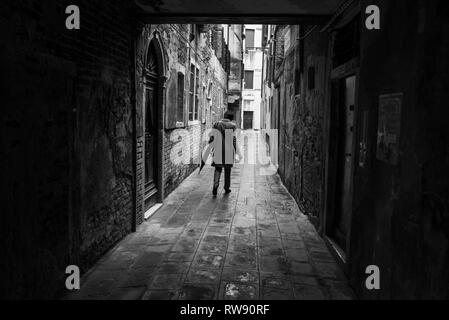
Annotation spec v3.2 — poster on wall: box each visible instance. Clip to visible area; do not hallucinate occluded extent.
[376,93,403,165]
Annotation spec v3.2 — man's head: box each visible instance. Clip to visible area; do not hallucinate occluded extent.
[224,110,234,121]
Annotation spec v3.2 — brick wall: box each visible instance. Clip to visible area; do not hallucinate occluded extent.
[163,125,202,197]
[65,0,135,272]
[1,0,136,298]
[134,24,228,222]
[1,4,232,299]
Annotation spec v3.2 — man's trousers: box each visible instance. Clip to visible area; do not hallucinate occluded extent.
[213,166,231,191]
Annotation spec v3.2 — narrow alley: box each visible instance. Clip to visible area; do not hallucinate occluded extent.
[3,0,449,302]
[67,132,353,300]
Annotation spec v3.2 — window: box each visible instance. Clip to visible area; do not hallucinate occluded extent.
[190,24,197,44]
[177,72,185,124]
[189,64,195,120]
[244,70,254,89]
[245,29,255,49]
[214,89,220,117]
[202,87,206,123]
[283,28,291,55]
[332,16,360,68]
[195,67,199,120]
[189,64,200,121]
[207,82,212,100]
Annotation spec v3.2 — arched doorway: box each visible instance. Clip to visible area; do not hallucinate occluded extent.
[143,40,162,212]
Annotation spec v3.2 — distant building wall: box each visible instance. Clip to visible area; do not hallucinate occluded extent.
[227,25,244,127]
[242,25,263,130]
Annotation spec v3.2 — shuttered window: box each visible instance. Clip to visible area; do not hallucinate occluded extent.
[244,70,254,89]
[189,64,195,120]
[177,72,185,125]
[245,29,255,48]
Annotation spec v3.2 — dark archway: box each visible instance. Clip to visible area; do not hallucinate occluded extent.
[142,38,165,214]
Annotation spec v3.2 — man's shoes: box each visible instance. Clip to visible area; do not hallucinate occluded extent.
[212,187,218,196]
[224,189,231,194]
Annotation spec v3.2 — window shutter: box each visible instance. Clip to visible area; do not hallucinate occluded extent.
[165,71,180,129]
[177,73,185,126]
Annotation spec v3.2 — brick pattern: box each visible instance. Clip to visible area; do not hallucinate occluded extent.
[135,24,228,224]
[81,179,133,267]
[163,125,202,197]
[1,0,136,298]
[67,0,134,272]
[136,136,145,225]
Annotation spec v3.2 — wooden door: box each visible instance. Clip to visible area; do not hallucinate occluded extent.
[144,78,159,211]
[333,75,356,250]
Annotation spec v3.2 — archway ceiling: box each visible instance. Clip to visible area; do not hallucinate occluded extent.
[133,0,348,24]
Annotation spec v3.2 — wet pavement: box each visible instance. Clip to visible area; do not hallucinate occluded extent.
[67,131,354,300]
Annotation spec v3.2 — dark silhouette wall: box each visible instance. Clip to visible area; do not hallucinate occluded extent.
[1,0,136,298]
[348,0,449,299]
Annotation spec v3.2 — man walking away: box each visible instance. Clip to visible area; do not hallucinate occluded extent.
[207,111,241,196]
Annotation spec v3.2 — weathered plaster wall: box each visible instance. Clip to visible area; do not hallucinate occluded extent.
[274,3,449,299]
[275,25,329,228]
[228,25,244,128]
[300,31,328,228]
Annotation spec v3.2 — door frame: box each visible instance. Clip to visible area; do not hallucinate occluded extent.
[134,32,167,228]
[323,56,360,270]
[143,72,160,210]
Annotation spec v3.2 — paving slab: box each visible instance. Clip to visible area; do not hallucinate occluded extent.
[219,282,259,300]
[68,132,353,300]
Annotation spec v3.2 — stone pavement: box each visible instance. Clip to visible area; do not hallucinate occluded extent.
[67,131,354,300]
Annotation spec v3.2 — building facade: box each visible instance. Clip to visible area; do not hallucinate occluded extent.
[261,25,278,166]
[1,13,229,298]
[134,24,229,226]
[225,25,244,128]
[261,0,449,299]
[242,25,263,130]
